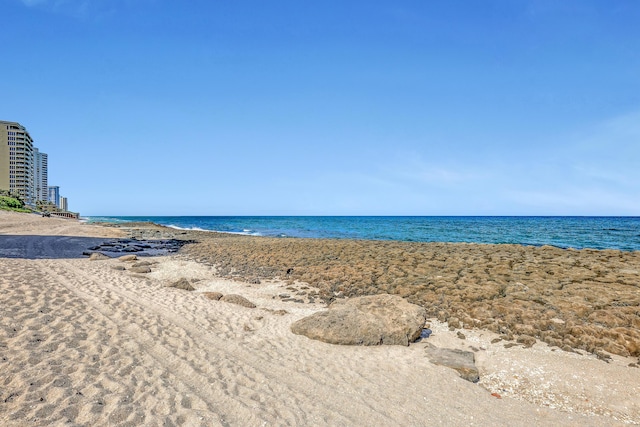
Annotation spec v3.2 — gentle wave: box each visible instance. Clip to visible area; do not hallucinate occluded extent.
[165,224,209,232]
[162,223,264,237]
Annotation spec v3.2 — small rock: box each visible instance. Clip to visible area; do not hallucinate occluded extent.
[203,291,223,300]
[89,253,110,261]
[595,350,612,363]
[448,317,461,329]
[220,294,256,308]
[132,261,152,267]
[129,266,151,274]
[516,335,536,347]
[118,255,137,262]
[457,331,466,340]
[166,278,194,291]
[424,344,480,383]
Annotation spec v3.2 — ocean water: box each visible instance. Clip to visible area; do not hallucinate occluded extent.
[84,216,640,251]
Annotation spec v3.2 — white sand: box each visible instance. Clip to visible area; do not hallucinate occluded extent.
[1,210,638,426]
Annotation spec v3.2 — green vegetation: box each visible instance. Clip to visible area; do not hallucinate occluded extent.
[0,195,31,213]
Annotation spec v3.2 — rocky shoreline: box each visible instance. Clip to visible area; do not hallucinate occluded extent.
[103,221,640,359]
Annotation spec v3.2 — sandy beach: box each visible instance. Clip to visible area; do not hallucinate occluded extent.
[1,211,639,426]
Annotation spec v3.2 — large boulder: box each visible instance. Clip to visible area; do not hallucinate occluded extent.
[291,294,427,346]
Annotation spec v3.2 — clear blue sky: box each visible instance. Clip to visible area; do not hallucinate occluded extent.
[2,0,639,216]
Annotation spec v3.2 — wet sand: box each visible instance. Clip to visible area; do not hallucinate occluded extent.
[1,211,639,425]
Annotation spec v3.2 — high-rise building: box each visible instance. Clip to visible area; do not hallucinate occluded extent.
[0,120,35,205]
[1,120,71,214]
[48,186,60,208]
[34,148,48,203]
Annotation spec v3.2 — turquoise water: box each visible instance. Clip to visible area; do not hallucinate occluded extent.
[84,216,640,251]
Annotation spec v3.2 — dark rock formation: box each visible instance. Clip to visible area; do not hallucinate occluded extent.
[87,238,190,257]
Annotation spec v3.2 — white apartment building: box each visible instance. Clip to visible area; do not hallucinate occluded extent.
[34,147,48,203]
[0,120,36,205]
[2,120,71,212]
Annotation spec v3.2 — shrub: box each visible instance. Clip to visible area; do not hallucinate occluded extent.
[0,196,29,212]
